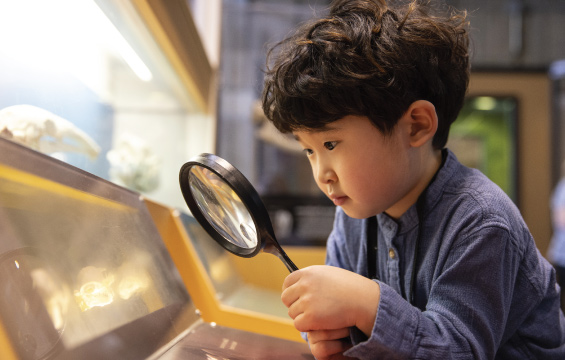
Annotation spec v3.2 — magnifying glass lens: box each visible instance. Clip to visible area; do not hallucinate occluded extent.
[188,166,258,249]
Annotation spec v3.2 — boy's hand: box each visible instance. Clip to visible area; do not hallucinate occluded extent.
[281,265,380,336]
[306,328,355,360]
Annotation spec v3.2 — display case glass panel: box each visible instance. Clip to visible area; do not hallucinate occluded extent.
[0,137,193,359]
[179,212,288,318]
[0,136,314,360]
[0,0,212,210]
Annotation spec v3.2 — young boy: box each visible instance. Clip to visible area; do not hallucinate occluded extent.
[261,0,565,359]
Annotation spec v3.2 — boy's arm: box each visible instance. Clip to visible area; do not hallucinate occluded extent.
[319,207,559,359]
[343,225,550,360]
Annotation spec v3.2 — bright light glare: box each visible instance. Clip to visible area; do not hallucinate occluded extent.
[0,0,152,94]
[474,96,497,111]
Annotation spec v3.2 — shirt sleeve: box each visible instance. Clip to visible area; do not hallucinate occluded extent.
[341,224,532,360]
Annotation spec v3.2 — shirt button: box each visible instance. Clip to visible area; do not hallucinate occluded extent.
[388,248,396,259]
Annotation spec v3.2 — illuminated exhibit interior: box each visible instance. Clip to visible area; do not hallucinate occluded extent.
[0,137,313,359]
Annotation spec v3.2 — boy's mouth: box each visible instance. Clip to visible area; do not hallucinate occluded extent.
[330,195,347,206]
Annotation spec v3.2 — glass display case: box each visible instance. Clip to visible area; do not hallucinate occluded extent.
[0,0,216,210]
[0,135,313,359]
[0,137,193,359]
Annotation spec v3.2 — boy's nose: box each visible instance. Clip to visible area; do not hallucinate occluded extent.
[316,166,337,185]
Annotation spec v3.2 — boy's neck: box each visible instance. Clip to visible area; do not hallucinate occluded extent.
[385,149,443,219]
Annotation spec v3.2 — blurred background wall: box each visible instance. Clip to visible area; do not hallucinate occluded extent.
[214,0,565,253]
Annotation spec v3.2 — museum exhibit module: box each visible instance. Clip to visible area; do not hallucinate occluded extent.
[0,136,315,359]
[0,1,328,357]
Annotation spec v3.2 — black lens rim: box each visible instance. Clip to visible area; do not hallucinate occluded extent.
[179,153,269,258]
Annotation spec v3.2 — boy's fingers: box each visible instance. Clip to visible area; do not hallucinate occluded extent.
[287,299,302,319]
[280,282,300,308]
[282,268,302,290]
[293,310,325,332]
[308,338,352,360]
[308,328,350,343]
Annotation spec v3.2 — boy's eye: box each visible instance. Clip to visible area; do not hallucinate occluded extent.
[324,141,337,150]
[303,149,314,156]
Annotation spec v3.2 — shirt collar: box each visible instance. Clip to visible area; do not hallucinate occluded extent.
[378,148,457,235]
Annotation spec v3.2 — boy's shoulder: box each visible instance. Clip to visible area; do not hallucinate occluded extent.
[433,150,529,240]
[439,150,516,213]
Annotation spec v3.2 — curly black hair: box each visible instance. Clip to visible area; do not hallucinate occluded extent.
[262,0,470,149]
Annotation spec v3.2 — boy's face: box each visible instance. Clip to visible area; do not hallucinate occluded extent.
[293,115,424,219]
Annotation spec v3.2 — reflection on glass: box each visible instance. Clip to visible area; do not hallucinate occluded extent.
[0,251,64,358]
[72,257,152,311]
[188,166,257,249]
[0,152,190,352]
[116,256,151,300]
[74,266,115,311]
[30,267,71,331]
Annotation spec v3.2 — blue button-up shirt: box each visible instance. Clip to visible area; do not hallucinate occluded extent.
[326,150,565,359]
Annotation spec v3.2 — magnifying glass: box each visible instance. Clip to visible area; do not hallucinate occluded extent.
[179,153,298,273]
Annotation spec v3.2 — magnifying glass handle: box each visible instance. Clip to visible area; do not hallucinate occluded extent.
[264,242,299,272]
[276,251,299,273]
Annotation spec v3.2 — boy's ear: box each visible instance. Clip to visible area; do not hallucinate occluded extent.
[403,100,438,148]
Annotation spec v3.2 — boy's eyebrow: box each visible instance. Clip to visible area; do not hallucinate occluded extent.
[293,125,342,141]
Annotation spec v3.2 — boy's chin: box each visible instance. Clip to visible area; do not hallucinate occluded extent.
[341,206,378,220]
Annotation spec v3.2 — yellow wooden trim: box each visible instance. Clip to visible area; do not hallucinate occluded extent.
[131,0,209,113]
[144,199,304,342]
[0,163,134,212]
[229,247,326,292]
[0,320,18,360]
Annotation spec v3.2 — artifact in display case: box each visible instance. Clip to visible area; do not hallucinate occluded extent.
[0,137,192,358]
[180,153,299,273]
[0,104,101,160]
[0,137,313,359]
